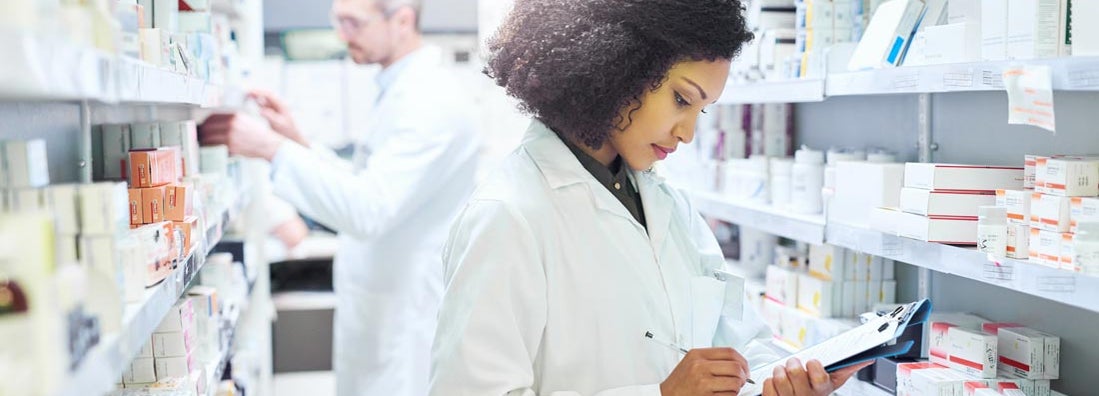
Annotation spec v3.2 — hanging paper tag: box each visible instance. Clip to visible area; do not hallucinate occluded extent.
[1003,65,1056,133]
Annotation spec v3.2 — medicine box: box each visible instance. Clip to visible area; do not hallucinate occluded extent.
[129,148,179,188]
[1,139,50,188]
[904,163,1024,191]
[996,190,1031,225]
[1024,155,1037,189]
[152,329,195,358]
[948,326,998,378]
[897,211,978,244]
[997,326,1056,380]
[44,185,79,234]
[141,186,167,224]
[154,355,194,381]
[1070,197,1099,233]
[900,188,996,217]
[1006,0,1062,60]
[155,299,195,333]
[796,273,839,318]
[99,124,131,181]
[830,162,905,228]
[808,244,847,281]
[129,122,161,150]
[980,0,1007,60]
[1040,158,1099,197]
[80,182,129,237]
[123,357,157,384]
[1006,223,1030,259]
[1030,193,1070,232]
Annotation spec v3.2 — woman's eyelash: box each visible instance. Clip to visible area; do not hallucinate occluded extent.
[674,92,690,107]
[701,108,708,114]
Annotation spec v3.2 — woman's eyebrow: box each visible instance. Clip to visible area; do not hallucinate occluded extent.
[681,77,708,100]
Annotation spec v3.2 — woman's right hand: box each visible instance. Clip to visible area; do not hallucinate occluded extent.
[660,347,751,396]
[248,89,308,147]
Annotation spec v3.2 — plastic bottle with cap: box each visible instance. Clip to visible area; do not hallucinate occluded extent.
[977,206,1008,257]
[1075,221,1099,274]
[791,146,824,214]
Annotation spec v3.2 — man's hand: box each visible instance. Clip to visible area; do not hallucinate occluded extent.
[249,89,308,147]
[660,348,751,396]
[199,113,286,161]
[761,358,873,396]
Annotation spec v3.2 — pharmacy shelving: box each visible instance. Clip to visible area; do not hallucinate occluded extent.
[691,190,826,244]
[826,222,1099,314]
[718,57,1099,104]
[0,32,225,107]
[699,192,1099,314]
[718,78,825,104]
[55,192,247,396]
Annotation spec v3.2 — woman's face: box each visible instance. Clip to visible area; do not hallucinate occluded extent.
[609,59,731,171]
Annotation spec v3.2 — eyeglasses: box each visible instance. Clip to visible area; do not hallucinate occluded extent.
[329,10,386,33]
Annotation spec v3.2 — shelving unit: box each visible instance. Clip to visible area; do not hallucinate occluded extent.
[0,32,226,107]
[54,193,247,396]
[718,57,1099,104]
[692,190,826,244]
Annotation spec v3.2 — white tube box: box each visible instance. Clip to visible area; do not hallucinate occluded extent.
[930,321,957,366]
[904,163,1024,191]
[948,326,998,378]
[997,326,1060,380]
[796,273,839,318]
[152,329,195,358]
[980,0,1007,60]
[830,162,905,228]
[154,355,194,381]
[123,357,157,384]
[1007,223,1030,259]
[79,182,129,237]
[44,185,80,235]
[765,265,797,307]
[808,244,847,281]
[1040,158,1099,197]
[897,211,978,244]
[900,188,996,217]
[1024,155,1038,189]
[1070,197,1099,233]
[996,190,1031,225]
[1006,0,1062,60]
[1030,192,1071,232]
[1,139,50,188]
[99,124,131,181]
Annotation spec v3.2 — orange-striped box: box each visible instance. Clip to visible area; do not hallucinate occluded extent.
[1070,197,1099,233]
[1030,193,1070,232]
[996,189,1031,225]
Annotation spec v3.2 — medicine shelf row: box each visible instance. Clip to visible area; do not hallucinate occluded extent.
[0,32,225,107]
[692,191,1099,314]
[717,56,1099,104]
[56,193,247,396]
[691,190,827,245]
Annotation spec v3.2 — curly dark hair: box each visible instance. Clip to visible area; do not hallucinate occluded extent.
[484,0,753,149]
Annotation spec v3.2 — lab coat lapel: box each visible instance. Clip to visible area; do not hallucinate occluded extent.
[523,122,645,226]
[636,169,673,257]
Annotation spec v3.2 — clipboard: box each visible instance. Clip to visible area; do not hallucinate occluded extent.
[739,299,933,396]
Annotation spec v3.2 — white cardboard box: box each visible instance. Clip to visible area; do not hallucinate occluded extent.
[998,327,1049,380]
[1070,197,1099,233]
[830,162,905,228]
[904,163,1024,191]
[1034,229,1062,268]
[1,139,50,188]
[1024,155,1038,189]
[1041,158,1099,197]
[1060,233,1074,271]
[980,0,1008,60]
[870,206,904,235]
[898,211,978,244]
[996,190,1032,225]
[123,357,157,384]
[1007,223,1030,259]
[796,273,839,318]
[130,123,162,150]
[78,182,129,237]
[152,329,195,358]
[154,355,194,381]
[847,0,926,70]
[1073,0,1099,56]
[155,299,195,333]
[948,326,998,378]
[1006,0,1062,60]
[765,265,797,307]
[44,185,79,234]
[808,244,848,281]
[900,188,996,217]
[1030,193,1071,232]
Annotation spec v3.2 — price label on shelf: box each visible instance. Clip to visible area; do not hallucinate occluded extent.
[1003,65,1056,133]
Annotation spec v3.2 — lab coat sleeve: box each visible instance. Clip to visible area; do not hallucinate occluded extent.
[682,192,780,368]
[431,200,662,396]
[268,119,466,240]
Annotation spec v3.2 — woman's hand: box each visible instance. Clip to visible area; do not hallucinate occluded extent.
[761,358,873,396]
[661,347,751,396]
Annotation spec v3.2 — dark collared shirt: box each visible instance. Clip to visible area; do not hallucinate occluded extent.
[563,139,647,229]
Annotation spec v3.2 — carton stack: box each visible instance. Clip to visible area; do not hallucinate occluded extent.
[896,163,1024,244]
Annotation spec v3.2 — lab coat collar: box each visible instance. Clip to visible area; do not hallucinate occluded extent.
[523,120,640,224]
[524,119,673,251]
[374,45,438,95]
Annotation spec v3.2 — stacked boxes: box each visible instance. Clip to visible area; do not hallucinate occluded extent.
[899,163,1024,244]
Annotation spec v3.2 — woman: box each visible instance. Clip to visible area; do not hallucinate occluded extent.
[430,0,868,394]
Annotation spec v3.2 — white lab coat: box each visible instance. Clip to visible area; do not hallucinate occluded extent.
[430,120,778,396]
[270,47,480,396]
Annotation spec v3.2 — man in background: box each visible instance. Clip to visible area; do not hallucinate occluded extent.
[199,0,480,394]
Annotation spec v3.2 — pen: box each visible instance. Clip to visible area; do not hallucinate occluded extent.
[644,331,755,385]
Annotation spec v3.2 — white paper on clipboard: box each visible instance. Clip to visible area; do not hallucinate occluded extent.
[738,299,931,396]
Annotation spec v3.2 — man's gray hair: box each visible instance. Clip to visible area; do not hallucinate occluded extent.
[377,0,421,15]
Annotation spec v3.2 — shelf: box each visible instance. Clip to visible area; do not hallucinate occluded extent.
[691,190,826,244]
[826,222,1099,314]
[55,194,243,396]
[0,32,225,107]
[718,78,825,104]
[836,379,893,396]
[719,57,1099,104]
